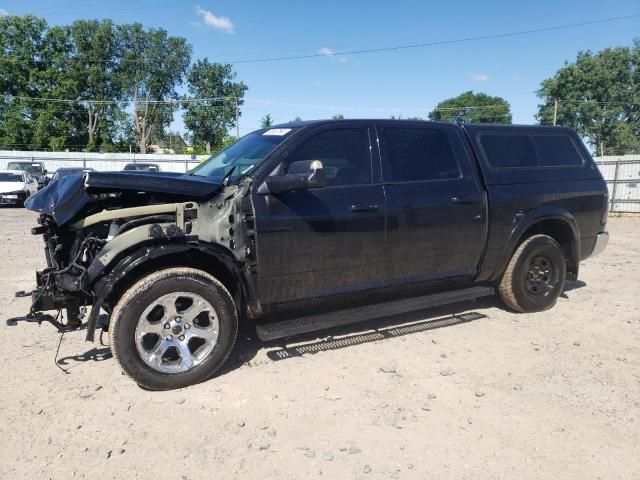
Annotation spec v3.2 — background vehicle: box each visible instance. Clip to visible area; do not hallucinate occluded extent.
[6,161,50,189]
[0,169,39,206]
[51,167,95,182]
[123,163,161,172]
[12,120,609,390]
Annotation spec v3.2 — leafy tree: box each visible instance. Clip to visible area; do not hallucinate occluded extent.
[428,91,512,124]
[67,19,124,151]
[0,15,48,149]
[118,23,191,153]
[183,59,247,154]
[260,113,273,128]
[332,113,344,120]
[537,39,640,155]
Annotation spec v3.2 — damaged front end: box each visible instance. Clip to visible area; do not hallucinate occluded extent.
[7,171,227,340]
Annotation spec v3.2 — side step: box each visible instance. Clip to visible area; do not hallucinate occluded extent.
[255,286,494,342]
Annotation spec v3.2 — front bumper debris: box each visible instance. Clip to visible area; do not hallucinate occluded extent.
[6,311,75,333]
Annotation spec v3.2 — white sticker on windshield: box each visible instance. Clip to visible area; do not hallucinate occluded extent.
[263,128,292,136]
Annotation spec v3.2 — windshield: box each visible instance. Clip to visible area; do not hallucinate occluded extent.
[7,162,43,174]
[55,169,85,179]
[189,129,295,182]
[0,173,23,182]
[124,164,159,172]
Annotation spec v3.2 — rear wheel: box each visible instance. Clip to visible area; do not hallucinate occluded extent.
[109,267,237,390]
[498,234,566,313]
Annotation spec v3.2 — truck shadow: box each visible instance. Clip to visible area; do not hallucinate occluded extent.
[56,346,113,368]
[219,298,494,376]
[561,280,587,297]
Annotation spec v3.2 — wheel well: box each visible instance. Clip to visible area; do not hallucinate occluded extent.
[518,219,578,280]
[104,248,241,314]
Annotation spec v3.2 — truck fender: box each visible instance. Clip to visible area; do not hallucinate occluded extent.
[492,207,580,283]
[84,242,255,342]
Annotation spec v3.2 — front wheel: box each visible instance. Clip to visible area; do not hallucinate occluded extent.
[109,268,238,390]
[498,234,566,313]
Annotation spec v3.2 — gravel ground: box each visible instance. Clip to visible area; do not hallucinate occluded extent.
[0,208,638,480]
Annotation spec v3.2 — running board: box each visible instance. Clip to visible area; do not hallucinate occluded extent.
[255,286,494,342]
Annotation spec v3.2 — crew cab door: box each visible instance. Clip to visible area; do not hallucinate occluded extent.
[252,124,386,306]
[378,122,486,287]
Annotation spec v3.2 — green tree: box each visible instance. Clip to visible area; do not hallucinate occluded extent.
[0,15,48,149]
[182,59,247,154]
[332,113,344,120]
[428,91,512,124]
[118,23,191,153]
[537,39,640,155]
[260,113,273,128]
[67,19,125,151]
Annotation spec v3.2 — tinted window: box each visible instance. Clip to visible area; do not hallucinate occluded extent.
[0,173,22,182]
[383,128,459,182]
[481,134,537,168]
[285,128,372,186]
[533,135,584,167]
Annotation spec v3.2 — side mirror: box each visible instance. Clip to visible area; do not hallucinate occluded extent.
[262,160,327,194]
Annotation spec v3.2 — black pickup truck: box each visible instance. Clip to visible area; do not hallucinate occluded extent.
[10,120,609,390]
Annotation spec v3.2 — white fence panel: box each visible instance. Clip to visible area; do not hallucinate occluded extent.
[595,156,640,213]
[0,150,208,173]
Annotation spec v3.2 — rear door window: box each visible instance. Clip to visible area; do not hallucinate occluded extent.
[284,128,372,186]
[382,127,460,182]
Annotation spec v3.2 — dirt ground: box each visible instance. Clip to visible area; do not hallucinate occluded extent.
[0,208,638,480]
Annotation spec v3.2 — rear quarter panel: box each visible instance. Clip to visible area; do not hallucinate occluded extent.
[462,124,607,281]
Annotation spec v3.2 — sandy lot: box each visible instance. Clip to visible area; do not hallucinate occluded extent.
[0,208,638,480]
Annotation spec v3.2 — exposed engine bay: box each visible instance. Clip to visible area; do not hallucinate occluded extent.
[7,170,254,341]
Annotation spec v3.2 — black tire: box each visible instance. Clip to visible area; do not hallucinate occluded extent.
[20,191,30,208]
[498,234,566,313]
[109,267,238,390]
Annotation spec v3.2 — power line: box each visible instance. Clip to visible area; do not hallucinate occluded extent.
[221,13,640,64]
[5,95,640,113]
[29,0,187,17]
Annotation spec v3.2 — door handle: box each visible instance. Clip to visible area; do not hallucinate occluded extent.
[450,196,478,205]
[350,203,379,213]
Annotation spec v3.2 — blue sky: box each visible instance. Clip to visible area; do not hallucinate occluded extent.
[1,0,639,136]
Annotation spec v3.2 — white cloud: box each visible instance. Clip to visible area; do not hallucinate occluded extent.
[0,8,9,17]
[319,47,348,63]
[471,73,490,82]
[195,6,234,33]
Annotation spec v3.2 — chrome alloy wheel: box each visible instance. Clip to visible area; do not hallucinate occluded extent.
[135,292,219,373]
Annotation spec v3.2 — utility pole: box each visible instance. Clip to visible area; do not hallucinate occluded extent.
[235,98,240,139]
[553,99,558,126]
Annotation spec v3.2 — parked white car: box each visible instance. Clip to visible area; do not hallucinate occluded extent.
[0,169,39,206]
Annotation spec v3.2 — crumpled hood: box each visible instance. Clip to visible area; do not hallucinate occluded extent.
[25,171,223,226]
[0,181,25,193]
